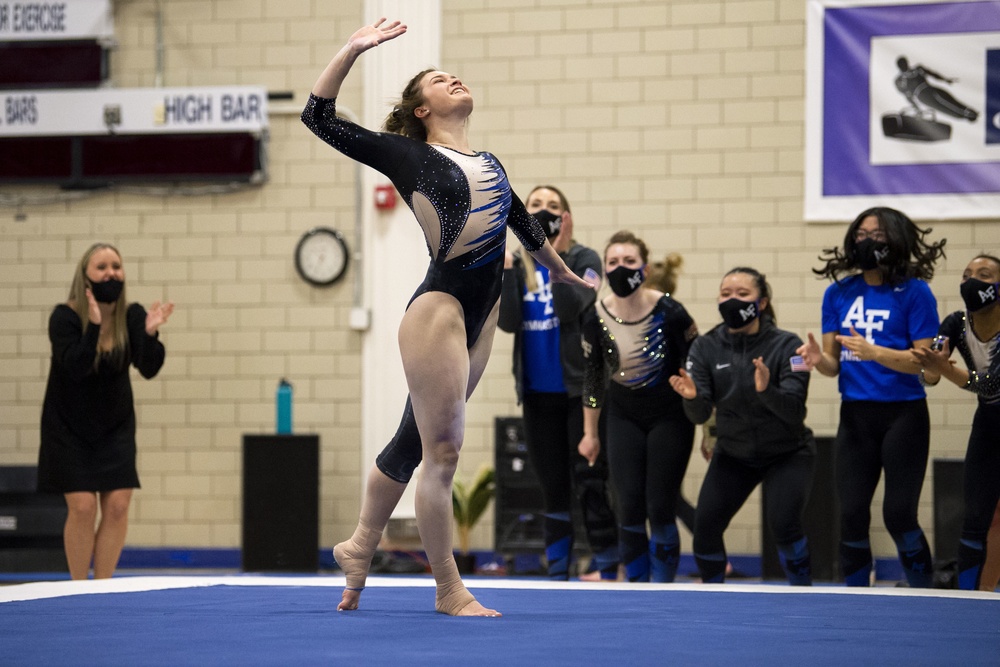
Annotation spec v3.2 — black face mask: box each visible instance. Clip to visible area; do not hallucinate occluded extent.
[719,297,760,330]
[607,265,645,297]
[90,278,124,304]
[532,210,562,239]
[853,238,890,271]
[961,278,999,312]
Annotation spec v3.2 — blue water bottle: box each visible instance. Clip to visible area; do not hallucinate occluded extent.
[276,378,293,434]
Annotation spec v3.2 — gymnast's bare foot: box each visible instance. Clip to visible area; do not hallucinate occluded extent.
[334,539,373,611]
[337,587,362,611]
[435,583,501,617]
[452,598,502,617]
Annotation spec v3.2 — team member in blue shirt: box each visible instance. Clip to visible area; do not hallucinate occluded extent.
[498,185,619,580]
[797,207,946,587]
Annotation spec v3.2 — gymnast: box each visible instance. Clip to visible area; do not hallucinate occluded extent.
[302,18,591,616]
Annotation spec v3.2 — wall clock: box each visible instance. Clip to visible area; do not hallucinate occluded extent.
[294,227,349,286]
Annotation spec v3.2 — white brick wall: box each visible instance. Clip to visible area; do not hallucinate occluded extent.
[2,0,998,565]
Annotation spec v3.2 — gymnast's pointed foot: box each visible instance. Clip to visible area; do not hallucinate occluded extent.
[334,537,375,611]
[337,586,363,611]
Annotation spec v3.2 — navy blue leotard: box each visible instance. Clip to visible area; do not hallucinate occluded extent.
[302,93,547,481]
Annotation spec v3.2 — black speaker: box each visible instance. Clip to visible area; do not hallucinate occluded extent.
[762,436,841,582]
[494,417,546,554]
[493,416,598,562]
[242,434,319,572]
[933,458,965,563]
[0,466,68,572]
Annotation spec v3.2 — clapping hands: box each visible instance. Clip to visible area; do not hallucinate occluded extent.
[668,369,697,399]
[145,300,175,336]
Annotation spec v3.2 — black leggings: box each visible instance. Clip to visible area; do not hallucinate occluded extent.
[605,396,694,582]
[522,392,617,576]
[693,447,814,584]
[375,396,422,483]
[958,402,1000,589]
[836,399,934,586]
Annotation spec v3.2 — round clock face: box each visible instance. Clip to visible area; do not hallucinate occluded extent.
[295,227,348,286]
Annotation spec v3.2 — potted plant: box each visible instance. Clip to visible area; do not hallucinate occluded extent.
[451,465,495,574]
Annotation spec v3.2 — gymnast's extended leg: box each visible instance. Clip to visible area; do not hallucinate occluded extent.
[401,291,500,616]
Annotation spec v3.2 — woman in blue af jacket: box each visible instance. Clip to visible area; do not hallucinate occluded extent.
[797,207,946,587]
[670,267,815,585]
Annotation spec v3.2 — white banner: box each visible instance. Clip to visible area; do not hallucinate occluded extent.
[0,0,112,41]
[805,0,1000,221]
[0,87,269,136]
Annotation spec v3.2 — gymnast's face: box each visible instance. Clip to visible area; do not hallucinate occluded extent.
[416,71,473,119]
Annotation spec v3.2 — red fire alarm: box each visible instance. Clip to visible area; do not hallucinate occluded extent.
[374,184,396,210]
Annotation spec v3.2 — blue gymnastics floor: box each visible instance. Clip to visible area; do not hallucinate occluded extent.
[1,576,997,666]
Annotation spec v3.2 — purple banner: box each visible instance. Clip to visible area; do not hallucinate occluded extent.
[822,2,1000,196]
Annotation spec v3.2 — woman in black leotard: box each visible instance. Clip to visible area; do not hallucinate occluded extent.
[302,18,590,617]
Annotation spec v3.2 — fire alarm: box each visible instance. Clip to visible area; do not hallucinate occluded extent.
[374,184,396,210]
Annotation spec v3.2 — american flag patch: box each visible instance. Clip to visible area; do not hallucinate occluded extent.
[789,355,810,372]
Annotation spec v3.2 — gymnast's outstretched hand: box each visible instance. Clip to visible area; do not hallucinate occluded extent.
[347,17,407,55]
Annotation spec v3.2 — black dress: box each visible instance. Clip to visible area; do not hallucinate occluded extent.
[37,303,165,493]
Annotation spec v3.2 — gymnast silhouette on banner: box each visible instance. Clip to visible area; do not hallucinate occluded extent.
[882,56,979,142]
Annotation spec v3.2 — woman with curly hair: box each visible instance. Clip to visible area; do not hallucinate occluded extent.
[797,206,946,587]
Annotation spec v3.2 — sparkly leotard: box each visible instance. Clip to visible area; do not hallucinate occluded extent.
[301,94,546,346]
[302,93,547,482]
